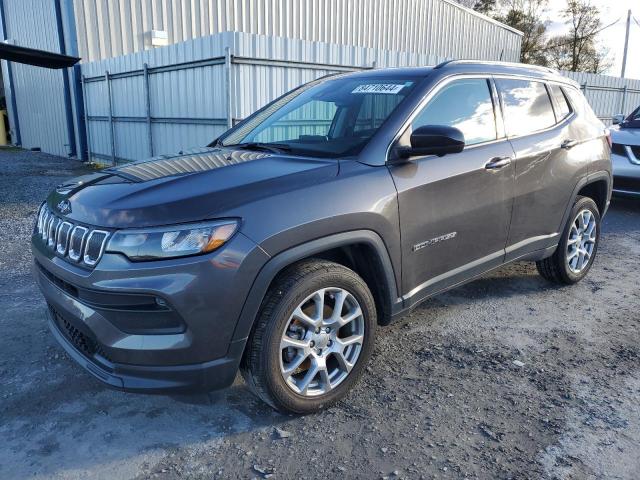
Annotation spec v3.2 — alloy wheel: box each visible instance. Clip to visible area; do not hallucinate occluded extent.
[566,209,597,274]
[279,287,365,397]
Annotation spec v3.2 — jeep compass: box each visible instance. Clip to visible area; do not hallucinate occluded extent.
[33,61,611,413]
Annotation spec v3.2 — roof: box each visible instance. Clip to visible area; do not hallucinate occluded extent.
[337,61,580,89]
[343,67,435,78]
[436,60,580,88]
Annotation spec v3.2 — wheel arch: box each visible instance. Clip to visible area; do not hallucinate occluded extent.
[559,171,611,233]
[577,176,609,215]
[231,230,402,347]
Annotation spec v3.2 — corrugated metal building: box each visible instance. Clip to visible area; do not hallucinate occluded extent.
[73,0,522,62]
[0,0,523,160]
[566,71,640,126]
[80,31,454,163]
[0,0,82,157]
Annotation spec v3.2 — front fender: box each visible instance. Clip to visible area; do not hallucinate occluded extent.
[229,230,402,346]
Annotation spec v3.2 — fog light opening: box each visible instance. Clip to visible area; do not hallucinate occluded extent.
[155,297,169,309]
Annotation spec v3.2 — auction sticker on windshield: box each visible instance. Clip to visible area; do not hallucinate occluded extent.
[352,84,406,94]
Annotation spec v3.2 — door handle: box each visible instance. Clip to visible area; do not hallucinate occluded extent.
[484,156,512,170]
[561,139,578,150]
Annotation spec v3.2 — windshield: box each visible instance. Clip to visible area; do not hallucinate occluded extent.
[219,75,421,158]
[622,106,640,128]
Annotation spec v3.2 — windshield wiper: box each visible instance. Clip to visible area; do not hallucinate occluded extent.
[231,142,293,154]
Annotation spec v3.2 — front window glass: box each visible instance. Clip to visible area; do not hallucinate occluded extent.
[497,79,556,136]
[220,76,419,157]
[411,78,497,145]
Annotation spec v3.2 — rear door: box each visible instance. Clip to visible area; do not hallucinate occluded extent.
[496,78,589,260]
[389,77,515,306]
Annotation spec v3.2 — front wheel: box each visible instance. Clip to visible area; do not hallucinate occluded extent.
[240,259,377,414]
[536,196,601,284]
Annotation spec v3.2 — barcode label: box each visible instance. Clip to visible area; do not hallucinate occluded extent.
[352,84,406,94]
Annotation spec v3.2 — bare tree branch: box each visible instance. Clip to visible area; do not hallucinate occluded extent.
[545,0,613,73]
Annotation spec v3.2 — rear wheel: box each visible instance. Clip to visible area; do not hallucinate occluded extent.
[240,259,377,413]
[536,196,601,284]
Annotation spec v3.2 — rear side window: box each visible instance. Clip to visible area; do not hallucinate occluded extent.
[497,79,556,137]
[563,87,586,115]
[411,78,497,145]
[549,84,572,121]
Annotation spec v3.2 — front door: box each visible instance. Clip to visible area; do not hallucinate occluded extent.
[389,77,515,306]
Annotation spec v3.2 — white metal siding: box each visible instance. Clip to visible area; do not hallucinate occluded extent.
[2,0,523,159]
[2,0,69,156]
[563,71,640,124]
[81,31,640,163]
[73,0,522,63]
[81,31,451,162]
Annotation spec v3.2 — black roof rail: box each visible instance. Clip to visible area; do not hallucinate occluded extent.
[435,59,561,76]
[434,59,457,69]
[429,59,578,87]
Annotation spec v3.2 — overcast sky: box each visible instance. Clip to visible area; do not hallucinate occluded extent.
[544,0,639,79]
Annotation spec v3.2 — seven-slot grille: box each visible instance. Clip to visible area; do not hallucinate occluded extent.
[36,204,109,267]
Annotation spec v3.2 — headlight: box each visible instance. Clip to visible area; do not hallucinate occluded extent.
[106,219,239,261]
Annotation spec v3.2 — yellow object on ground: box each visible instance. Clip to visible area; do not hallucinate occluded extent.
[0,110,7,145]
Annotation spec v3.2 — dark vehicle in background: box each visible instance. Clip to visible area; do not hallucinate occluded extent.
[611,105,640,195]
[33,61,611,413]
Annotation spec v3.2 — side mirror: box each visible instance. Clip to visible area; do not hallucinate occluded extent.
[612,114,625,125]
[397,125,465,159]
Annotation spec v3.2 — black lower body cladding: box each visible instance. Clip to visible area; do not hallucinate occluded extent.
[241,259,378,413]
[47,304,242,391]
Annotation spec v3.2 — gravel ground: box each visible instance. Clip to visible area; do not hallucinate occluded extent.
[1,149,639,480]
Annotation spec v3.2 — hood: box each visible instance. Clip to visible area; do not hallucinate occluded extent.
[610,125,640,146]
[47,147,339,228]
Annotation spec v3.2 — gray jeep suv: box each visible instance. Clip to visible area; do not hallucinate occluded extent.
[33,61,611,413]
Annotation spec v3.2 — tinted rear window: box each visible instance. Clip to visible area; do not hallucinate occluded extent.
[497,79,556,137]
[549,84,572,121]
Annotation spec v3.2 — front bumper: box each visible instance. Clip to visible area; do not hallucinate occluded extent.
[612,151,640,194]
[33,231,269,393]
[46,305,243,392]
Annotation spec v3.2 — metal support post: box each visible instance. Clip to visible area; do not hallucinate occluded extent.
[105,71,116,165]
[143,63,153,157]
[225,47,233,129]
[81,74,92,162]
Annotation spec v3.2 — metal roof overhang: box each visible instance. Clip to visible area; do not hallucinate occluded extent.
[0,42,79,68]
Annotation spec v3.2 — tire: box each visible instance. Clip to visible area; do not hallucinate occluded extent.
[536,195,601,285]
[240,259,377,414]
